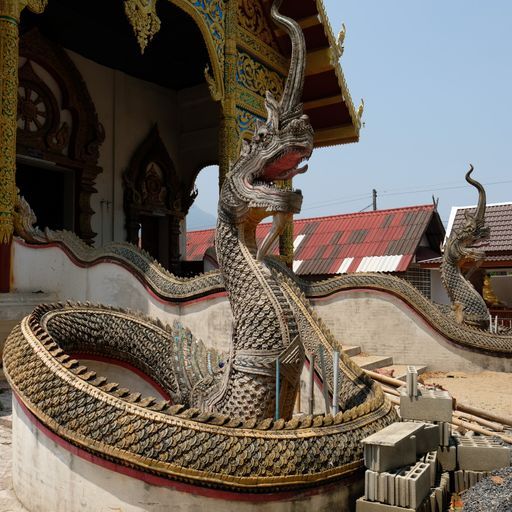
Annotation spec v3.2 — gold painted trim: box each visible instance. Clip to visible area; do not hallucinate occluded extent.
[167,0,224,101]
[237,25,288,75]
[237,89,266,118]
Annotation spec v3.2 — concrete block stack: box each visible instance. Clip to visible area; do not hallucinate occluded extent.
[357,422,446,511]
[358,367,511,510]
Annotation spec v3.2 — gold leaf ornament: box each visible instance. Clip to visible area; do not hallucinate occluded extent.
[124,0,161,54]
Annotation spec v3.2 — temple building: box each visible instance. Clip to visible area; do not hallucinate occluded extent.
[187,204,446,298]
[0,0,363,290]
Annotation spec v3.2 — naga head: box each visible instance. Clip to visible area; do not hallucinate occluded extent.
[219,0,314,234]
[455,165,490,246]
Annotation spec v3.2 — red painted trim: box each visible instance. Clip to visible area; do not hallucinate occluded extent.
[70,353,173,402]
[13,393,360,502]
[0,236,12,292]
[14,238,228,305]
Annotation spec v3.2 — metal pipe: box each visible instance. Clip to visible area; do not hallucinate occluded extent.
[275,356,280,420]
[308,353,315,415]
[318,346,331,414]
[332,350,340,415]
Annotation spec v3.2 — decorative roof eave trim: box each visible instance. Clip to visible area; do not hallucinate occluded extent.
[314,0,361,136]
[265,0,361,145]
[314,124,359,148]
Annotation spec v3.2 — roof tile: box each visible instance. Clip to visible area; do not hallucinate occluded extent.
[186,204,442,275]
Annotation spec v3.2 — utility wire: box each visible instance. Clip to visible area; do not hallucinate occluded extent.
[301,178,512,211]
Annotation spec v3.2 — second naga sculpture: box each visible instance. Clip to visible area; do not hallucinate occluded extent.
[441,166,490,328]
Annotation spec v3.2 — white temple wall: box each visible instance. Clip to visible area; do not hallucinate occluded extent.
[11,242,511,373]
[66,50,182,246]
[430,269,450,305]
[311,290,511,373]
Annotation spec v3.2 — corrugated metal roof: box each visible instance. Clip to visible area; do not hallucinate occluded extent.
[446,202,512,254]
[186,204,442,275]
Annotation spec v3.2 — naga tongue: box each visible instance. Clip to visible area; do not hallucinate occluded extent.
[278,163,308,181]
[257,212,291,261]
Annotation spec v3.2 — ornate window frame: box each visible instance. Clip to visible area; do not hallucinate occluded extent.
[17,28,105,244]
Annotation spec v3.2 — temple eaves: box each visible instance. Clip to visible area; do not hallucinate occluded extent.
[266,0,362,147]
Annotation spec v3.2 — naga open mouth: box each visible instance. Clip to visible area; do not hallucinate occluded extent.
[262,146,311,181]
[252,146,311,192]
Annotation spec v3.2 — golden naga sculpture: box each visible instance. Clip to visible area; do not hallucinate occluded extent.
[4,0,397,492]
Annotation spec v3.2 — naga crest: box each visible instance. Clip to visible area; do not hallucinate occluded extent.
[218,0,314,247]
[453,165,490,251]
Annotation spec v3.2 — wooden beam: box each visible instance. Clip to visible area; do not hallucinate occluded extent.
[274,15,321,37]
[304,94,343,111]
[305,48,333,76]
[314,124,358,147]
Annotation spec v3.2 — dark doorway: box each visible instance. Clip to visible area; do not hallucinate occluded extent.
[16,160,75,231]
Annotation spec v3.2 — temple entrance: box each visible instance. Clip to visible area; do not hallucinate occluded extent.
[16,160,75,232]
[18,0,220,268]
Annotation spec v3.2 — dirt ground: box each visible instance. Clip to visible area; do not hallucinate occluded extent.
[421,370,512,419]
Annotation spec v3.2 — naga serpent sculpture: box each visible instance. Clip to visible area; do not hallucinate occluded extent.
[4,2,396,491]
[440,166,490,328]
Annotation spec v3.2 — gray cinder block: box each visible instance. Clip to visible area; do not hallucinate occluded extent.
[436,421,451,446]
[421,451,438,486]
[455,435,511,471]
[416,423,440,454]
[406,366,418,397]
[437,443,456,471]
[399,387,453,422]
[365,469,379,501]
[362,422,424,472]
[406,462,431,509]
[395,467,410,508]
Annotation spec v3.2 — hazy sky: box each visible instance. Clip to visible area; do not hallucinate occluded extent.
[192,1,512,229]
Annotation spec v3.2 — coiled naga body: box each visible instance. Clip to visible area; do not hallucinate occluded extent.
[441,166,490,328]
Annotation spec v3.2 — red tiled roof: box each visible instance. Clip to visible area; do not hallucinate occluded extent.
[447,202,512,254]
[186,205,443,275]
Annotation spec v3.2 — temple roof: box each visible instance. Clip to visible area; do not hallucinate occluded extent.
[186,205,444,275]
[273,0,362,147]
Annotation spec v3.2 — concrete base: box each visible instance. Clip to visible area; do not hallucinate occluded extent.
[11,397,364,512]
